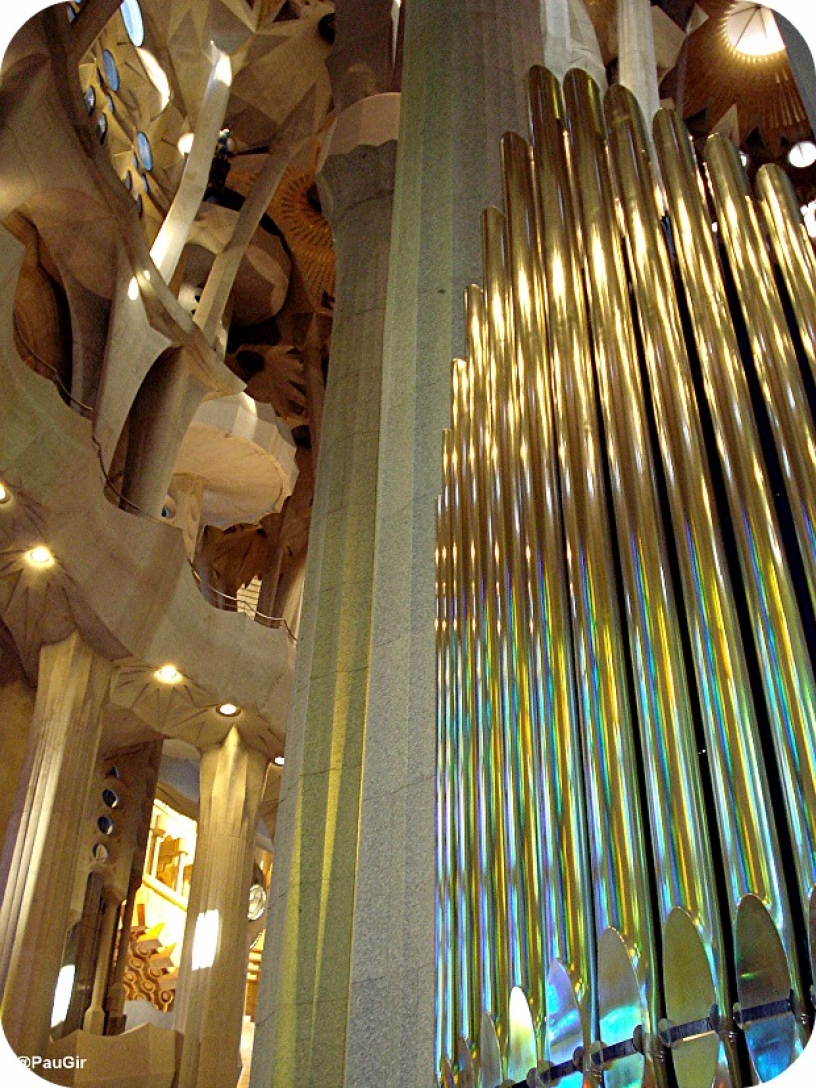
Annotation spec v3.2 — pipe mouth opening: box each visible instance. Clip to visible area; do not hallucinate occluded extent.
[735,894,802,1081]
[662,908,723,1088]
[545,960,586,1072]
[596,928,647,1088]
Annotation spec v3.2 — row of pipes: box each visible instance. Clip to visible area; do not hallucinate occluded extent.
[436,65,816,1088]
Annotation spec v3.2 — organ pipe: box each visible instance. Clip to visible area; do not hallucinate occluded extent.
[435,67,815,1088]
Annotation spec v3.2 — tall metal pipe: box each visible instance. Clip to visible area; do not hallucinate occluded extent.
[603,81,804,1081]
[537,64,733,1088]
[527,69,658,1088]
[705,136,816,618]
[500,120,594,1076]
[656,110,816,991]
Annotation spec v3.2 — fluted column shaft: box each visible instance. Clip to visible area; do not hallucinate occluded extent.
[617,0,660,123]
[251,106,398,1088]
[174,727,267,1088]
[348,2,542,1085]
[0,632,111,1058]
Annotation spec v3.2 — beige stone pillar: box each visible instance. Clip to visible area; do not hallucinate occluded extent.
[617,0,660,123]
[345,2,542,1085]
[250,96,399,1088]
[542,0,573,80]
[174,727,267,1088]
[150,46,232,284]
[83,889,120,1034]
[120,348,208,519]
[0,632,111,1059]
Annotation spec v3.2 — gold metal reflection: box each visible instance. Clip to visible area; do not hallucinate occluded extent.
[435,65,816,1088]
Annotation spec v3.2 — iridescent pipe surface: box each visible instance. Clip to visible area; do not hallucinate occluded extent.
[501,117,594,1077]
[605,83,803,1080]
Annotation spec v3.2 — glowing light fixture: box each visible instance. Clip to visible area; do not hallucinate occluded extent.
[127,276,139,300]
[27,545,54,567]
[788,140,816,169]
[177,131,194,155]
[507,987,537,1082]
[155,663,181,684]
[726,3,785,57]
[191,909,220,970]
[802,202,816,240]
[273,755,285,767]
[217,702,240,717]
[0,482,9,504]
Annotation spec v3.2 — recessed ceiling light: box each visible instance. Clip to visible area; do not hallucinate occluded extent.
[788,141,816,169]
[273,755,285,767]
[739,151,750,168]
[27,545,54,567]
[802,201,816,240]
[155,664,182,684]
[0,482,10,504]
[177,132,194,155]
[726,3,785,58]
[127,277,139,300]
[217,702,240,717]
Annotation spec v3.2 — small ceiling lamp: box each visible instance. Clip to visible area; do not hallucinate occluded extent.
[788,140,816,169]
[726,3,785,58]
[177,132,194,155]
[217,702,240,717]
[155,663,182,684]
[26,545,54,567]
[273,755,285,767]
[0,482,10,504]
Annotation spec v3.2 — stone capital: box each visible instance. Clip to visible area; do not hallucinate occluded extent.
[317,94,400,227]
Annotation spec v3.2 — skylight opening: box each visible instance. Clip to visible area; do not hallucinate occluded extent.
[726,3,785,58]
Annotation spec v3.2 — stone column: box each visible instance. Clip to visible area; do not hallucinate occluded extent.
[346,2,543,1086]
[617,0,661,123]
[120,348,208,519]
[777,14,816,137]
[542,0,573,81]
[250,94,399,1088]
[0,631,111,1059]
[174,727,267,1088]
[83,889,120,1033]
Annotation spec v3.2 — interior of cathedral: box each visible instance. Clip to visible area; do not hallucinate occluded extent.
[0,2,815,1087]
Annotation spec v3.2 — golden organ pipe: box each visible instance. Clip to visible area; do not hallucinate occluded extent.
[655,110,816,989]
[525,70,656,1088]
[481,206,544,1023]
[435,63,816,1088]
[757,165,816,390]
[500,119,594,1074]
[704,136,816,618]
[465,285,511,1040]
[539,66,732,1088]
[603,83,804,1079]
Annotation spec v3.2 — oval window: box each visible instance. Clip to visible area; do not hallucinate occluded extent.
[102,49,120,92]
[136,131,153,171]
[120,0,145,47]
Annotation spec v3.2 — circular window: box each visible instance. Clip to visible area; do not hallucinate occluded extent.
[83,85,96,114]
[107,94,116,115]
[102,49,120,92]
[136,131,153,171]
[120,0,145,48]
[92,843,109,862]
[97,815,114,836]
[142,173,150,194]
[102,788,120,809]
[248,882,267,921]
[97,114,108,144]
